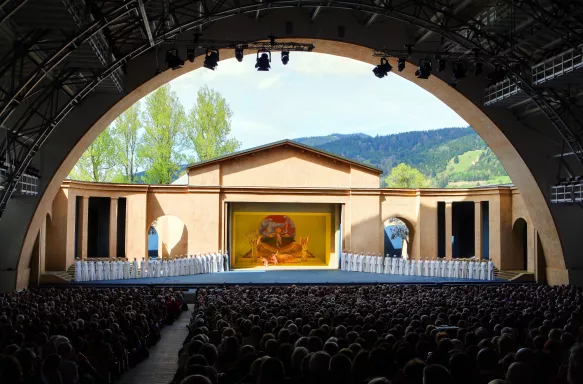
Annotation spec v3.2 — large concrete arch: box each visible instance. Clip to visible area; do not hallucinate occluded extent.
[0,10,578,289]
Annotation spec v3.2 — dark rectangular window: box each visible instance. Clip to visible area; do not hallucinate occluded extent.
[88,197,110,258]
[74,196,82,259]
[452,202,475,258]
[437,202,445,258]
[117,198,127,258]
[481,201,490,259]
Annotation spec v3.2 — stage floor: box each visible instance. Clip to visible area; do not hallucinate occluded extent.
[74,269,504,286]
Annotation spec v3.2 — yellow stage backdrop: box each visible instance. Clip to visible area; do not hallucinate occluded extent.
[232,212,331,268]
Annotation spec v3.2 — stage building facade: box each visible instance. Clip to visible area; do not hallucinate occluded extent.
[35,140,544,283]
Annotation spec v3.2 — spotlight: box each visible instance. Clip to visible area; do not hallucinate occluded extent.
[166,49,184,70]
[203,49,219,71]
[235,48,244,63]
[397,58,406,72]
[452,61,467,81]
[473,62,483,76]
[255,51,271,71]
[416,59,432,79]
[372,57,392,79]
[436,56,446,72]
[186,48,196,63]
[281,51,290,65]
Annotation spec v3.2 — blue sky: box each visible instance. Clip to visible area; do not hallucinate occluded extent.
[169,52,468,149]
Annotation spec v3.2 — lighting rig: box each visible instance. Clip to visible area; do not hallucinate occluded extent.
[372,47,495,83]
[165,36,315,72]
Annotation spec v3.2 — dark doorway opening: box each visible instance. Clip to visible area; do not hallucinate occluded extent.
[87,197,110,258]
[452,202,475,259]
[437,202,445,258]
[117,197,127,258]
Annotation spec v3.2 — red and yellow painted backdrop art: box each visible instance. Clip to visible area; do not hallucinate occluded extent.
[232,212,330,268]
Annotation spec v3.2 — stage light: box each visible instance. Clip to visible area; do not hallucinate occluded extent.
[452,61,467,81]
[235,48,244,62]
[416,59,432,79]
[397,58,406,72]
[372,57,392,79]
[436,56,446,72]
[281,51,290,65]
[473,62,483,76]
[255,51,271,71]
[203,49,219,71]
[186,48,196,63]
[166,49,184,70]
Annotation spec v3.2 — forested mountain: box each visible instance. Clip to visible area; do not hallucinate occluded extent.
[294,127,511,188]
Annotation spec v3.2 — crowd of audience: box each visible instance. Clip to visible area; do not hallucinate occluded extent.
[173,284,583,384]
[0,287,187,383]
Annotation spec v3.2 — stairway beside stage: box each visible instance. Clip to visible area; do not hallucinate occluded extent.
[494,267,535,282]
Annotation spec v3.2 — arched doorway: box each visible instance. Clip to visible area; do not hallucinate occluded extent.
[384,218,410,258]
[3,38,569,289]
[513,218,528,271]
[147,216,188,259]
[147,225,159,258]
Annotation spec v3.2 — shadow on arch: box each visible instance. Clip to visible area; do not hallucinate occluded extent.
[147,215,188,259]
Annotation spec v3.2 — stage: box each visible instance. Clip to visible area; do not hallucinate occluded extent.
[73,269,506,286]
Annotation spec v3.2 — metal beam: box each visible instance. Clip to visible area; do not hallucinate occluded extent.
[137,0,154,46]
[311,6,321,21]
[415,0,474,44]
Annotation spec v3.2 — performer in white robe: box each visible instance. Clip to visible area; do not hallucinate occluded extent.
[345,252,351,271]
[403,258,408,275]
[140,258,147,278]
[81,260,88,281]
[474,260,481,279]
[480,261,487,280]
[430,259,435,277]
[389,257,395,274]
[94,260,102,281]
[214,253,220,272]
[488,261,495,280]
[421,258,428,276]
[121,259,129,279]
[87,261,94,281]
[414,258,420,276]
[451,260,458,278]
[194,255,201,274]
[410,259,416,276]
[396,258,402,275]
[184,257,190,275]
[217,252,224,272]
[103,260,110,280]
[351,254,358,271]
[383,255,391,274]
[130,259,137,279]
[361,254,368,272]
[75,260,82,281]
[376,255,383,273]
[467,260,473,279]
[460,260,467,279]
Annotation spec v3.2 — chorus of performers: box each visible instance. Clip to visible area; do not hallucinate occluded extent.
[340,251,496,280]
[74,251,228,282]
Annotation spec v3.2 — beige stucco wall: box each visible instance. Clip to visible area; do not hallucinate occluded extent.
[43,147,539,281]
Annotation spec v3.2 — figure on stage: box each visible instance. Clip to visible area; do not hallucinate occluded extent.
[270,253,279,266]
[262,257,269,267]
[89,260,96,281]
[75,259,82,281]
[488,260,495,280]
[384,254,391,274]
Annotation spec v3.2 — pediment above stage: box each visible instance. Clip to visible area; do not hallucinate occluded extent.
[186,140,382,189]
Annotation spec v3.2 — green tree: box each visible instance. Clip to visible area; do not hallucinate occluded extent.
[139,85,187,184]
[186,85,241,161]
[69,128,116,182]
[453,155,459,164]
[111,103,142,183]
[385,163,428,188]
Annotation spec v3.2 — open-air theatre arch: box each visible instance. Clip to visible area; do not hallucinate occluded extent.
[0,0,582,290]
